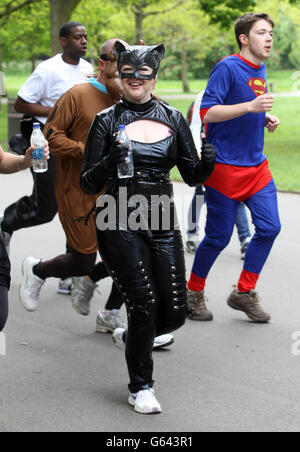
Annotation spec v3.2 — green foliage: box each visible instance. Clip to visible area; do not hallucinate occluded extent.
[256,0,300,70]
[143,0,233,80]
[1,0,300,81]
[155,70,298,94]
[99,1,136,44]
[72,0,121,64]
[198,0,257,28]
[0,0,50,64]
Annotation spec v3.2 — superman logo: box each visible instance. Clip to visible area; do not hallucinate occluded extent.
[248,78,267,97]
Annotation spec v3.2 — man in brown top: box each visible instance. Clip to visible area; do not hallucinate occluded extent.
[19,39,126,329]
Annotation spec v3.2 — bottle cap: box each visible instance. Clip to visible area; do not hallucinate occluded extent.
[33,123,41,129]
[118,125,126,131]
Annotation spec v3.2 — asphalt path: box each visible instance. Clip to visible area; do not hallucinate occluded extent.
[0,169,299,432]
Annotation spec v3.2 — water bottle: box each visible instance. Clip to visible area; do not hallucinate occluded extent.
[116,125,134,179]
[30,123,47,173]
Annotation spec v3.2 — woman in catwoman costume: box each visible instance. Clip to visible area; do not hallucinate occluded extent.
[80,42,216,414]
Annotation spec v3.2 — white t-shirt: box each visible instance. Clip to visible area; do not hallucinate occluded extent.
[18,53,94,124]
[190,91,204,153]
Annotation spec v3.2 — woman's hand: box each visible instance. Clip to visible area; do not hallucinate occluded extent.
[22,141,50,170]
[200,134,216,164]
[105,138,129,170]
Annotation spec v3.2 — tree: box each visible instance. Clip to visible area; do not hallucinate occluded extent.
[144,0,257,91]
[112,0,280,91]
[0,0,82,54]
[72,0,119,65]
[198,0,257,28]
[0,1,50,70]
[1,0,300,81]
[49,0,82,53]
[114,0,184,42]
[257,0,300,70]
[0,0,40,19]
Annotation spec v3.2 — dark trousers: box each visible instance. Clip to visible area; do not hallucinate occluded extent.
[0,287,8,331]
[90,262,122,310]
[2,155,58,234]
[0,235,10,290]
[0,236,10,331]
[96,225,187,393]
[34,244,121,310]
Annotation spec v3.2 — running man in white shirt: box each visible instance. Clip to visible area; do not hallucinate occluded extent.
[0,22,93,294]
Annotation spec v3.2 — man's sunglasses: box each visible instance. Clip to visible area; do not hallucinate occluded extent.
[100,53,116,62]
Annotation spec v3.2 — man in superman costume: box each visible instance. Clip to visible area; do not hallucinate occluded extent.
[187,13,281,323]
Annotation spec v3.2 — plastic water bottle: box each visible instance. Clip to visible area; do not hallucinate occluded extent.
[30,123,47,173]
[116,125,134,179]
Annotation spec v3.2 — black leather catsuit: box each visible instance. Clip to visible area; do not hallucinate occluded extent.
[80,97,215,393]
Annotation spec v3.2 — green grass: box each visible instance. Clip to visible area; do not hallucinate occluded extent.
[2,64,298,97]
[264,97,300,192]
[2,61,33,98]
[155,79,207,94]
[5,76,29,99]
[155,69,299,94]
[267,69,299,93]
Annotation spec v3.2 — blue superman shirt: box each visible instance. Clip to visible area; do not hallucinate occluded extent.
[201,54,268,167]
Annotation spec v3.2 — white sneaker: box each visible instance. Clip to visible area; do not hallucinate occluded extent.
[112,327,126,350]
[71,277,97,316]
[96,309,126,333]
[57,277,72,295]
[112,329,174,351]
[153,334,174,350]
[128,388,162,414]
[19,257,45,312]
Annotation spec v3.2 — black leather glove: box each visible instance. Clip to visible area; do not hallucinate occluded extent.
[104,138,130,170]
[201,139,216,164]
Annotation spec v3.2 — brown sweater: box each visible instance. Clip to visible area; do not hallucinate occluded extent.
[44,83,115,253]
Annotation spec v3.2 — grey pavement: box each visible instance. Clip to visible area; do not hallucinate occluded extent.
[0,169,300,432]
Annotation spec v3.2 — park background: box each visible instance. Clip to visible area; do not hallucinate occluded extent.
[0,0,299,192]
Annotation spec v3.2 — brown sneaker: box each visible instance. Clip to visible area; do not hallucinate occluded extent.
[187,290,213,321]
[227,288,271,323]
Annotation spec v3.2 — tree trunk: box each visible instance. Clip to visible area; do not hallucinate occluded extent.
[49,0,82,55]
[134,4,146,43]
[180,46,190,93]
[0,43,4,99]
[0,43,3,72]
[31,55,37,73]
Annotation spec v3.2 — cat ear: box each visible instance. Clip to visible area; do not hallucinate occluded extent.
[113,41,127,59]
[152,44,165,61]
